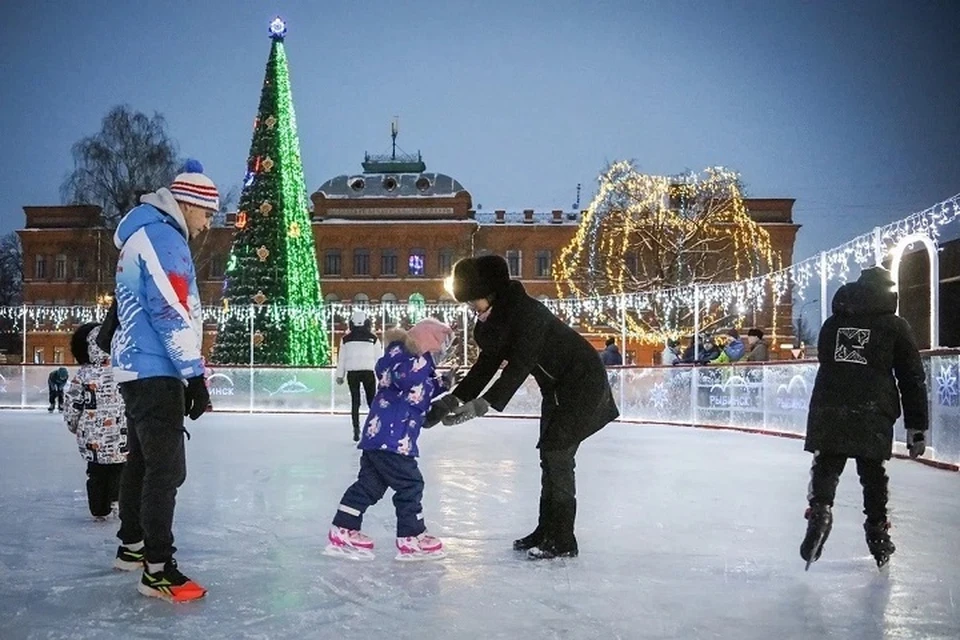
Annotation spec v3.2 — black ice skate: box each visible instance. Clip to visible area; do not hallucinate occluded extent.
[513,527,545,551]
[800,504,833,570]
[864,520,896,570]
[526,538,578,560]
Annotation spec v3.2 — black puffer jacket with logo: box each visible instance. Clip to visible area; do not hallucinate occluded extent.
[805,270,928,460]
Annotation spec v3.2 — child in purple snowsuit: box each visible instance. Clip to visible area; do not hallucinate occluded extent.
[326,318,455,561]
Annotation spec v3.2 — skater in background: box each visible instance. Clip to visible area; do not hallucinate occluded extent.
[599,336,622,366]
[801,265,928,570]
[47,366,68,412]
[439,255,619,560]
[743,328,769,362]
[110,160,214,602]
[64,323,127,521]
[709,328,745,364]
[336,311,381,442]
[326,318,456,561]
[661,339,680,366]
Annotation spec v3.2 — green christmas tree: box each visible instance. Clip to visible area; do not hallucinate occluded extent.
[212,18,329,365]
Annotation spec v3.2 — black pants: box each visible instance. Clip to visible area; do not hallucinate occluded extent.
[48,389,63,410]
[333,450,426,537]
[87,462,124,517]
[807,452,889,523]
[538,443,580,547]
[347,370,376,435]
[117,377,187,565]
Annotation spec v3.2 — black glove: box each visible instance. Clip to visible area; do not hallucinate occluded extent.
[184,376,210,421]
[424,394,462,429]
[442,397,490,426]
[906,428,926,459]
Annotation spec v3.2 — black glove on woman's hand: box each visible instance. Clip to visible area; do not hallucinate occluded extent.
[184,376,210,421]
[424,394,462,429]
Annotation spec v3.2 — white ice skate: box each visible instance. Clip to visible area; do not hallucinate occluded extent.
[395,532,446,562]
[323,526,375,561]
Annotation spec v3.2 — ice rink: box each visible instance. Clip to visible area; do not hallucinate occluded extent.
[1,410,958,640]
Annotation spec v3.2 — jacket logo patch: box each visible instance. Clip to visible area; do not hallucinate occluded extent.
[835,328,870,364]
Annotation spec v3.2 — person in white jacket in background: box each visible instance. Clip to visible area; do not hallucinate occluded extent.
[337,311,382,442]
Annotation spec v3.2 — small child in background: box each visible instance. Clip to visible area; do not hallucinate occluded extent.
[64,322,128,521]
[47,366,69,412]
[325,318,457,561]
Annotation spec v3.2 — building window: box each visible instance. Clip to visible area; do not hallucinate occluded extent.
[324,250,342,276]
[73,258,87,280]
[381,292,398,302]
[353,292,369,303]
[324,293,340,303]
[408,249,426,277]
[54,347,64,364]
[506,250,521,278]
[54,255,67,280]
[535,250,551,278]
[210,255,225,279]
[625,252,638,277]
[35,255,47,279]
[353,249,370,276]
[438,249,454,276]
[381,249,398,276]
[33,347,45,364]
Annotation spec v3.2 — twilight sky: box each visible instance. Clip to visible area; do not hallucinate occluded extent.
[1,0,958,263]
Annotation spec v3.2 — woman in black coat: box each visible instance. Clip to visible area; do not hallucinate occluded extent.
[801,265,928,569]
[436,255,620,559]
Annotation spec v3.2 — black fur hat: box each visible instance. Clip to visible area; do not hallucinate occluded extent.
[451,255,511,302]
[70,322,101,365]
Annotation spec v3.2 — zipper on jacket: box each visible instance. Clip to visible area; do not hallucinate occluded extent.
[537,364,556,380]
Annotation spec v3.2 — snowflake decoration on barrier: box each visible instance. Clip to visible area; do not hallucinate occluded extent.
[649,382,668,409]
[936,363,958,407]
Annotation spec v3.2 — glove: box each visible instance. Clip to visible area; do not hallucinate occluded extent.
[184,376,210,421]
[442,397,490,426]
[336,377,344,385]
[424,394,462,429]
[906,428,926,459]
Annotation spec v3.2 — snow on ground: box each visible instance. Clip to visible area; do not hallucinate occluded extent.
[1,410,958,639]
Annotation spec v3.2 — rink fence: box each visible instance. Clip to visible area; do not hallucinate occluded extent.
[2,351,958,470]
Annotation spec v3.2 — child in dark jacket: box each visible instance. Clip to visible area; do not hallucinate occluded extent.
[64,323,128,520]
[325,318,456,561]
[48,367,69,412]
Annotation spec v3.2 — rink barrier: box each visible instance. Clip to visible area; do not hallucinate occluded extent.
[2,350,957,471]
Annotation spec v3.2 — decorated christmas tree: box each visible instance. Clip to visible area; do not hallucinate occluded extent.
[211,18,329,365]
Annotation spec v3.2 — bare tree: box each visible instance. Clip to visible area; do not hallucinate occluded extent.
[60,105,181,228]
[0,232,23,306]
[557,162,780,337]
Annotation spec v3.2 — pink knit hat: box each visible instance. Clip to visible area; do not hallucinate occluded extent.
[407,318,453,356]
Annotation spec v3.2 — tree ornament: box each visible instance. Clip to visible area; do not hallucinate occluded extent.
[264,115,277,130]
[259,201,273,215]
[252,291,267,305]
[261,157,275,172]
[235,211,248,229]
[288,221,301,238]
[257,245,270,262]
[253,331,266,346]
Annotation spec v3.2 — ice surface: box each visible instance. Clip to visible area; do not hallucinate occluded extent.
[1,410,959,640]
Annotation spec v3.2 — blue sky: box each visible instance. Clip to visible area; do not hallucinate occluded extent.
[1,0,957,262]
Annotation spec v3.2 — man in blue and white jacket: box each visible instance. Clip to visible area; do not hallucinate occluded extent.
[110,160,215,603]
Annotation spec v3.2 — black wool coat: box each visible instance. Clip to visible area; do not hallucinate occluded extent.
[453,280,620,450]
[804,280,928,460]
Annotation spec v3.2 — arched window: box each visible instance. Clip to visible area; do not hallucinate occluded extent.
[324,293,340,302]
[381,293,398,303]
[353,292,369,303]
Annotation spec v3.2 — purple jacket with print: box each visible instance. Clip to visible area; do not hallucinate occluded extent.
[358,340,447,458]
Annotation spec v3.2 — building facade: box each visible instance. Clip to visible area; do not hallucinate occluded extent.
[15,152,800,365]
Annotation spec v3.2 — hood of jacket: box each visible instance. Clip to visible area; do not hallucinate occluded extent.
[831,280,897,317]
[114,188,189,249]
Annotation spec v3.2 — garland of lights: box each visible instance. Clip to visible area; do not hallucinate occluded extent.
[555,162,780,340]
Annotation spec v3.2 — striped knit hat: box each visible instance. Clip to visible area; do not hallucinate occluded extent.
[170,159,219,211]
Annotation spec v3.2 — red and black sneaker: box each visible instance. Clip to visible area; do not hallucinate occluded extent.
[138,559,207,603]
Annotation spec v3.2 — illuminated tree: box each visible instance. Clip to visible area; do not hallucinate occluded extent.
[211,18,329,365]
[556,161,779,338]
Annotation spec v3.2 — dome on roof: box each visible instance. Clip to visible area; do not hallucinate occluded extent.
[315,172,468,199]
